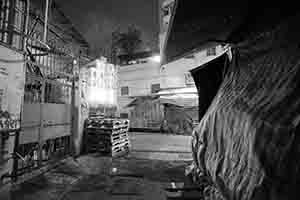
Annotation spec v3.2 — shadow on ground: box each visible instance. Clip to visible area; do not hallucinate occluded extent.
[0,154,191,200]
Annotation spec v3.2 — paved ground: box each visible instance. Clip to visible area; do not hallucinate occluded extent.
[0,132,194,200]
[129,132,192,160]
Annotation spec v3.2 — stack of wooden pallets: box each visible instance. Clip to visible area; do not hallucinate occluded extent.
[85,118,130,157]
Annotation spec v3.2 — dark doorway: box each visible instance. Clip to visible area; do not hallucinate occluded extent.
[191,54,227,122]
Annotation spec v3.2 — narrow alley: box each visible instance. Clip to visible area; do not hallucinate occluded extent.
[0,132,192,200]
[1,0,300,199]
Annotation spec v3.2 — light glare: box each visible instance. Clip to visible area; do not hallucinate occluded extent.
[151,55,161,63]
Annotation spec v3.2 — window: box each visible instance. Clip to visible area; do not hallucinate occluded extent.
[206,47,216,56]
[151,83,160,93]
[0,0,26,50]
[120,113,129,119]
[191,53,227,122]
[121,86,129,96]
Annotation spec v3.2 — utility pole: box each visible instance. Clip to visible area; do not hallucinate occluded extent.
[70,58,78,156]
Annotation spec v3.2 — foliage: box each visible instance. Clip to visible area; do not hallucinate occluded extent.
[112,25,143,56]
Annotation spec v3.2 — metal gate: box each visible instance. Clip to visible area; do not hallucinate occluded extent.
[16,48,76,177]
[13,16,79,178]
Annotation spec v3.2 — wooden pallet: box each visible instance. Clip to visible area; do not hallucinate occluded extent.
[87,119,129,130]
[85,118,130,157]
[111,143,130,157]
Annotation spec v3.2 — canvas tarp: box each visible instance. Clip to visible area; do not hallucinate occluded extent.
[191,14,300,200]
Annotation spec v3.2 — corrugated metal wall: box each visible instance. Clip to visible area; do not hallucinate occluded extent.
[130,98,164,129]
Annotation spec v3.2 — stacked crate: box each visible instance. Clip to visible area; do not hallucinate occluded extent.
[85,118,130,157]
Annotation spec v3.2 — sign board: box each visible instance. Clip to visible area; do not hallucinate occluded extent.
[0,45,25,183]
[0,47,25,131]
[184,72,195,86]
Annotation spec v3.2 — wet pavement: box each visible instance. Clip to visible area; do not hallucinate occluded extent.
[0,132,193,200]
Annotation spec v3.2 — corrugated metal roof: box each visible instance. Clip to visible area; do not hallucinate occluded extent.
[159,96,198,108]
[157,87,197,96]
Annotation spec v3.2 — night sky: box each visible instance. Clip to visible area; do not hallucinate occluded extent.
[57,0,159,57]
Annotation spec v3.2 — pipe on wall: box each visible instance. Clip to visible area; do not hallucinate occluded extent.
[43,0,49,43]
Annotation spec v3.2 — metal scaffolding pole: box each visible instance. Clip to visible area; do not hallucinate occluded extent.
[43,0,49,43]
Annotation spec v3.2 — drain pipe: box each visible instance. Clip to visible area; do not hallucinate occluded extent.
[43,0,49,43]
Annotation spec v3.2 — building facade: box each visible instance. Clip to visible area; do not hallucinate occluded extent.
[157,0,228,134]
[158,0,227,103]
[160,45,226,90]
[117,53,161,120]
[115,0,227,131]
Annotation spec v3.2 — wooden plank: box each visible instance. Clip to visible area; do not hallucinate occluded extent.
[164,187,203,192]
[166,197,202,200]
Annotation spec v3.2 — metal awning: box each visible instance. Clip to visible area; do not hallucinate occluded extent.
[124,92,198,108]
[125,96,159,108]
[157,87,197,96]
[159,95,198,108]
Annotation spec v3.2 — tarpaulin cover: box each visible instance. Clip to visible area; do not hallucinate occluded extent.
[191,14,300,200]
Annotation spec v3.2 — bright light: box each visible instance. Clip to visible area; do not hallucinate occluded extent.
[73,59,78,65]
[112,168,117,173]
[150,55,161,63]
[87,87,116,106]
[83,58,117,107]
